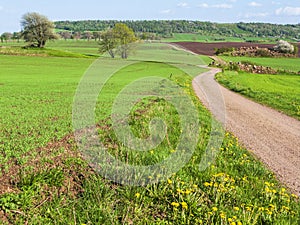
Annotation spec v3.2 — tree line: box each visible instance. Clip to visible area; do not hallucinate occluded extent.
[54,20,300,40]
[3,18,300,44]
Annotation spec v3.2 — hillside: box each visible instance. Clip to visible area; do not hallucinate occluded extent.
[54,20,300,41]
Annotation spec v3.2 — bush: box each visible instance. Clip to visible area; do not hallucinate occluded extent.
[274,40,294,54]
[215,47,235,55]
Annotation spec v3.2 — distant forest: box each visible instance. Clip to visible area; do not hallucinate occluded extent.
[54,20,300,40]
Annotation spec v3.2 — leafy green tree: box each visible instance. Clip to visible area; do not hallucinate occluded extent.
[1,32,13,43]
[21,12,58,48]
[99,29,118,58]
[12,32,22,42]
[99,23,137,59]
[113,23,137,59]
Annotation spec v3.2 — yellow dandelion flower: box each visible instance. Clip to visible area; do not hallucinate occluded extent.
[135,193,141,198]
[171,202,180,208]
[230,222,236,225]
[228,218,233,222]
[181,202,188,210]
[167,179,172,184]
[177,189,184,194]
[212,207,218,212]
[204,182,212,187]
[237,222,242,225]
[185,190,192,195]
[291,194,299,198]
[193,184,198,188]
[220,212,226,219]
[234,207,240,211]
[265,182,271,187]
[282,206,290,211]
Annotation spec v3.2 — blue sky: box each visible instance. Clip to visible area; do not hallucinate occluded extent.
[0,0,299,33]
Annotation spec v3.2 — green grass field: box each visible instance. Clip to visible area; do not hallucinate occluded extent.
[220,56,300,73]
[0,42,299,224]
[162,33,277,43]
[216,71,300,120]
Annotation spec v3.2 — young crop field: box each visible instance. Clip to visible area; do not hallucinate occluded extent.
[0,42,299,224]
[216,71,300,120]
[220,56,300,73]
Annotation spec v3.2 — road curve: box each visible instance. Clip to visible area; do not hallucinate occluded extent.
[193,68,300,196]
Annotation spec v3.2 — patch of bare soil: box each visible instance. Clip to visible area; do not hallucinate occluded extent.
[0,134,94,223]
[174,42,300,57]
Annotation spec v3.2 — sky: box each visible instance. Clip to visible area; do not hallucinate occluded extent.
[0,0,299,33]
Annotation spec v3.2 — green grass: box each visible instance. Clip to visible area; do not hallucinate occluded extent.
[162,33,279,43]
[216,71,300,119]
[220,56,300,73]
[0,42,299,224]
[163,33,246,43]
[0,46,97,58]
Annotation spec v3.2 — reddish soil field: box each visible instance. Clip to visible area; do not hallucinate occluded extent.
[174,42,300,57]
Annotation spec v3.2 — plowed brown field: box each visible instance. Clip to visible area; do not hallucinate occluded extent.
[173,42,300,57]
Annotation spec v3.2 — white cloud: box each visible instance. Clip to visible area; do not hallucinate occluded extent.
[244,12,269,18]
[276,7,300,16]
[212,4,233,9]
[198,3,232,9]
[248,2,262,7]
[271,1,281,5]
[160,9,172,14]
[177,2,188,8]
[198,3,209,8]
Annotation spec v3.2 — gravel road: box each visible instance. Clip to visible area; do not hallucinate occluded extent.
[193,68,300,196]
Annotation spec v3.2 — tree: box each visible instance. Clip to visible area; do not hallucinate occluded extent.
[12,32,22,42]
[274,40,294,54]
[83,31,92,41]
[99,23,137,59]
[72,31,81,40]
[21,12,58,48]
[99,29,118,58]
[59,31,71,40]
[1,32,12,43]
[92,31,101,41]
[114,23,137,59]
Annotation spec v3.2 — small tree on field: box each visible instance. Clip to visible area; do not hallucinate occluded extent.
[274,40,294,54]
[21,12,58,48]
[1,32,13,43]
[99,29,118,58]
[99,23,137,59]
[114,23,136,59]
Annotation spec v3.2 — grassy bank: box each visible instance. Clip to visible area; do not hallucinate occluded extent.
[0,43,299,224]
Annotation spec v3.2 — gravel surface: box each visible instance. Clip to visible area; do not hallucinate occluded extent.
[193,68,300,196]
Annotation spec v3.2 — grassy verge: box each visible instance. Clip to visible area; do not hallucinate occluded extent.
[0,43,299,224]
[220,56,300,73]
[0,46,97,58]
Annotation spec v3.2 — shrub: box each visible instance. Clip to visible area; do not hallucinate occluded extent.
[274,40,294,54]
[215,47,235,55]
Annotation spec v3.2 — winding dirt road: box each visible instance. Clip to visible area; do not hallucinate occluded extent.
[193,68,300,196]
